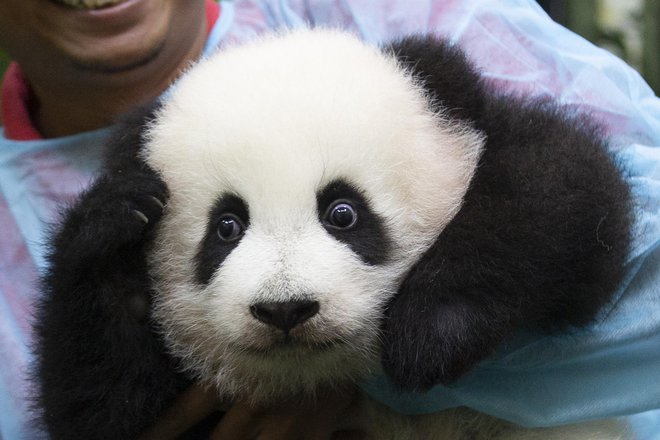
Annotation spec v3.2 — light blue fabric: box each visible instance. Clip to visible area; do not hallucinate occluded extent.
[0,129,108,270]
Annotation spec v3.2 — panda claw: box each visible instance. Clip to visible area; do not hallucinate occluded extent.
[148,196,165,210]
[132,209,149,224]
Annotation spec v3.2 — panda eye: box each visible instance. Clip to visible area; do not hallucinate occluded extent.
[324,201,357,230]
[216,214,245,242]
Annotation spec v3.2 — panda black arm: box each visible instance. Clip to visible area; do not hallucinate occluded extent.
[34,104,190,439]
[382,36,633,391]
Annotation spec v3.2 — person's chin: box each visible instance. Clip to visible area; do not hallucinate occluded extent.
[69,38,167,74]
[42,0,173,73]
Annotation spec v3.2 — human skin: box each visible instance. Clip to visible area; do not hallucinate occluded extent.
[140,384,366,440]
[0,0,207,137]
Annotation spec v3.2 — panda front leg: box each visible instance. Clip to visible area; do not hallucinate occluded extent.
[34,170,190,439]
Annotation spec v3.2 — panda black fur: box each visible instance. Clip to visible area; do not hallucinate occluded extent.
[35,30,633,439]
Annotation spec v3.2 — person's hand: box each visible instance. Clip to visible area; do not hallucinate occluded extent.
[139,383,222,440]
[209,385,366,440]
[140,383,367,440]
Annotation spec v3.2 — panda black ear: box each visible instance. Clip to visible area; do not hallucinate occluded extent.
[386,35,485,123]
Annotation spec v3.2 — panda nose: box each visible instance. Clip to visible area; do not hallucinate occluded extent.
[250,300,320,333]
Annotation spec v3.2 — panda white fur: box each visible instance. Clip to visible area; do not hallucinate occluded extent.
[36,30,633,439]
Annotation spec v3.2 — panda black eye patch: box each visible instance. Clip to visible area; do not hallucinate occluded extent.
[317,179,391,265]
[195,193,250,285]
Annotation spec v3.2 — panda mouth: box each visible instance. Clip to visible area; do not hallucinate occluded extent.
[49,0,126,9]
[237,338,345,356]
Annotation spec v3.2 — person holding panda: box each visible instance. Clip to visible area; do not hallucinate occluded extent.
[0,0,658,439]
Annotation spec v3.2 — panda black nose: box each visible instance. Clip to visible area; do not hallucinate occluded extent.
[250,300,320,333]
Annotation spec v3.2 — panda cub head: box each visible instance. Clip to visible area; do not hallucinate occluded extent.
[142,29,483,401]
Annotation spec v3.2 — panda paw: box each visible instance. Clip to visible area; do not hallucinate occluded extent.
[382,295,507,391]
[130,195,165,225]
[56,173,169,265]
[86,175,168,247]
[126,194,166,232]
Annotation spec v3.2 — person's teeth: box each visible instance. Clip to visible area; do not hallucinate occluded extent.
[53,0,125,9]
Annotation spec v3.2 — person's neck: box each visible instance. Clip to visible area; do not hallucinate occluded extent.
[28,20,207,138]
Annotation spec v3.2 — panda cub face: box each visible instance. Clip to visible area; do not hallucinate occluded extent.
[142,30,483,401]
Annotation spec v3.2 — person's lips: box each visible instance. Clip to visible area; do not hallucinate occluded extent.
[49,0,127,9]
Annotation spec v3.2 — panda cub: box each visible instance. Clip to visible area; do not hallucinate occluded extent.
[36,30,633,439]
